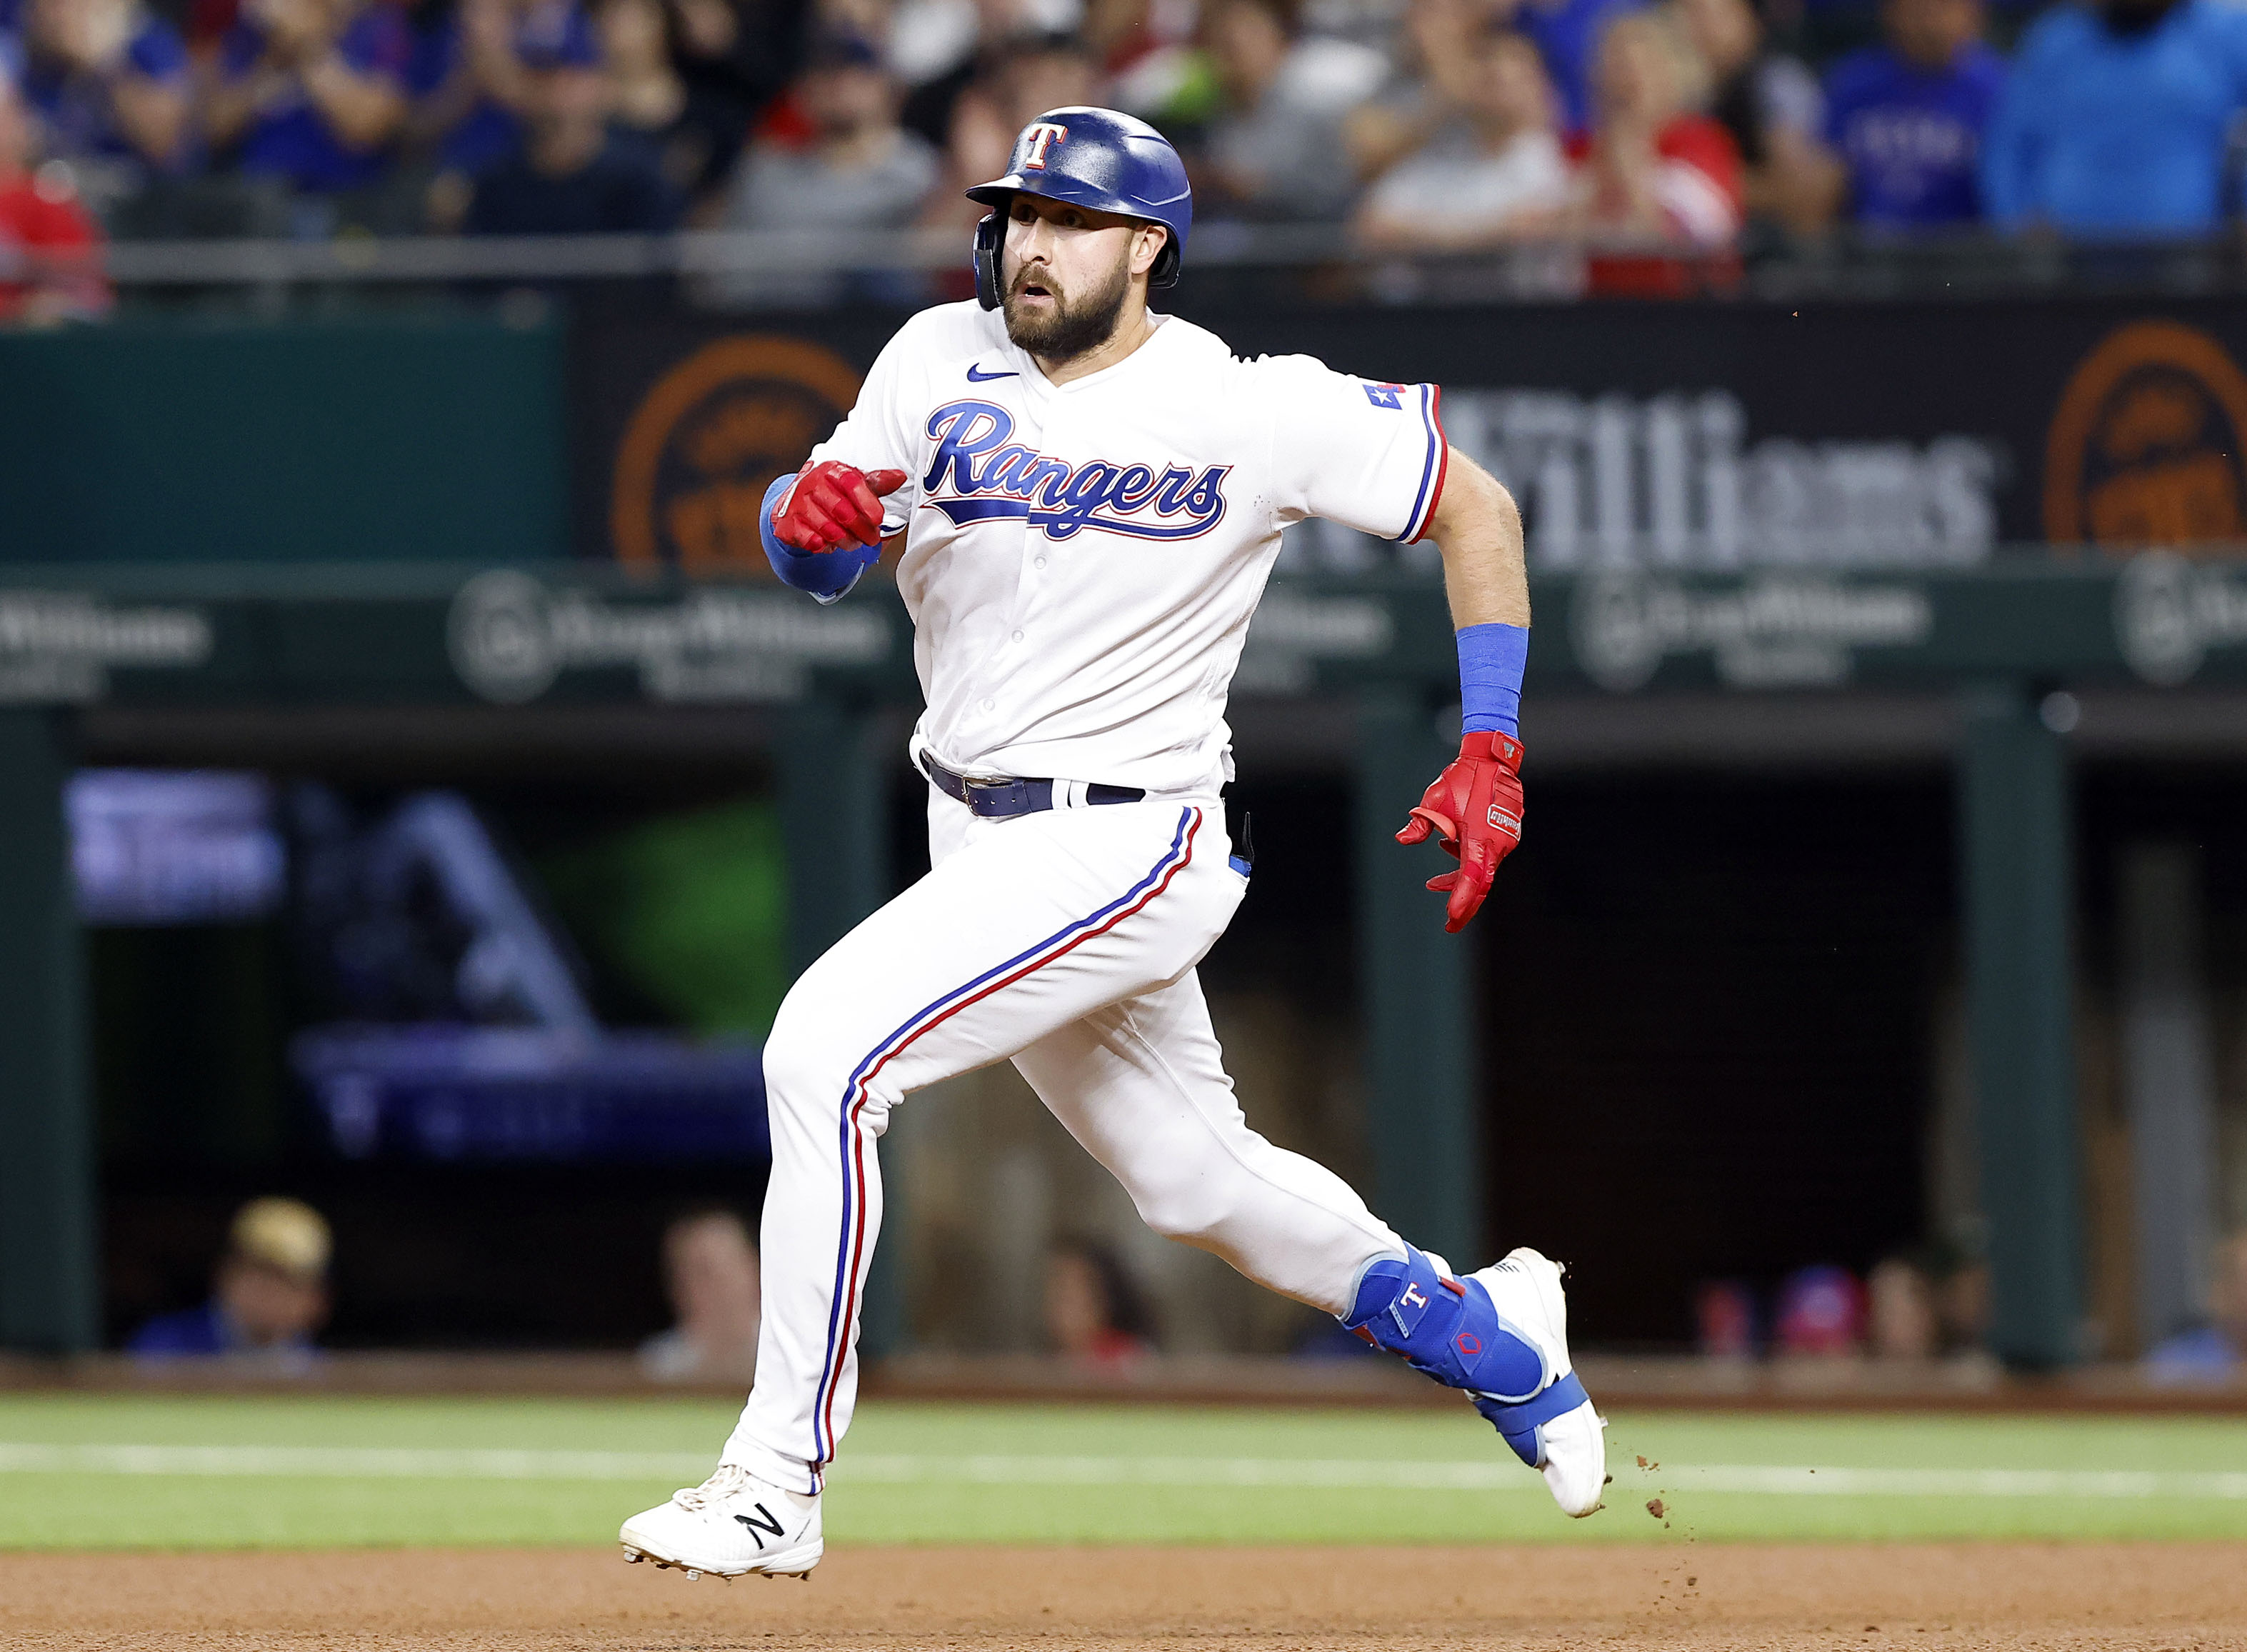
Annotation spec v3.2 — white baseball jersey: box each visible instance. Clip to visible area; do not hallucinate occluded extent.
[808,299,1448,796]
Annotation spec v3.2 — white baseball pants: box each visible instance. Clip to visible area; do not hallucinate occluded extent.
[722,791,1406,1493]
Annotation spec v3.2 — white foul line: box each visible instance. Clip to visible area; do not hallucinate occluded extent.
[0,1443,2243,1500]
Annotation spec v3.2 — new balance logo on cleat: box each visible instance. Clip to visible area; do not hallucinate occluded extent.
[619,1463,824,1579]
[734,1503,786,1548]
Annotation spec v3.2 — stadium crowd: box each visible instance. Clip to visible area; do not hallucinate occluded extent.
[4,0,2247,311]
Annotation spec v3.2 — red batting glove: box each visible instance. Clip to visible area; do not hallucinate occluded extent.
[1394,730,1525,933]
[772,461,909,554]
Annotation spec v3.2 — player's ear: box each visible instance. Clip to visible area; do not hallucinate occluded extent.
[1131,224,1168,279]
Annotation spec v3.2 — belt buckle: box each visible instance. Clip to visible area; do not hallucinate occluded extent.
[966,776,1031,818]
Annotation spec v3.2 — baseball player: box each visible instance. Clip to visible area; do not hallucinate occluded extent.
[620,106,1601,1581]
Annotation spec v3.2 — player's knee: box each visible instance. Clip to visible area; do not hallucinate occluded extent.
[1131,1174,1237,1245]
[760,993,849,1111]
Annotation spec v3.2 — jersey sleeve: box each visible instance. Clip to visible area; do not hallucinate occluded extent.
[1258,355,1448,542]
[805,316,929,535]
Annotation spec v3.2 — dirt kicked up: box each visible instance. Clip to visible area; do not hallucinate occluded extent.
[4,1543,2244,1651]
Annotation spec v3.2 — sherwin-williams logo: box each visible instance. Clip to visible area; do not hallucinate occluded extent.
[611,337,864,574]
[0,592,211,703]
[448,571,889,705]
[1573,574,1933,691]
[2112,552,2247,685]
[2046,321,2247,548]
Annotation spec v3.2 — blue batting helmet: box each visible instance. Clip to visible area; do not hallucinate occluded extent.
[965,106,1193,310]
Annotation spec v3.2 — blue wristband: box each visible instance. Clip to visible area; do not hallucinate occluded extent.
[760,471,879,603]
[1457,622,1528,738]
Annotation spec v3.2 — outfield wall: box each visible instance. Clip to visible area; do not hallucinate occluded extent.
[3,296,2245,1368]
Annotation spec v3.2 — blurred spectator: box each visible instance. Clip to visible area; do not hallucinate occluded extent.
[1772,1263,1866,1356]
[411,0,596,185]
[1354,28,1568,247]
[1200,0,1387,221]
[719,33,933,301]
[1866,1253,1938,1360]
[1496,0,1644,133]
[1044,1238,1153,1366]
[204,0,412,197]
[464,16,681,231]
[1564,8,1740,287]
[1981,0,2247,237]
[638,1207,761,1383]
[128,1197,331,1367]
[924,28,1096,233]
[891,0,1084,147]
[1694,1278,1758,1358]
[1822,0,2001,231]
[897,0,1071,149]
[1673,0,1838,238]
[1086,0,1214,124]
[1928,1247,1987,1349]
[1309,0,1423,49]
[594,0,697,189]
[724,34,935,229]
[2144,1228,2247,1384]
[0,54,109,323]
[14,0,193,198]
[655,0,804,199]
[1343,0,1495,186]
[596,0,682,130]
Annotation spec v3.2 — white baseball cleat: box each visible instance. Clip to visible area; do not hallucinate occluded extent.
[619,1463,823,1579]
[1469,1246,1608,1517]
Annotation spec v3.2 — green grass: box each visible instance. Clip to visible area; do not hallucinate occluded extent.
[1,1394,2244,1550]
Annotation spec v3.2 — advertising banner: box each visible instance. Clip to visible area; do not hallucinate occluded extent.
[576,295,2247,578]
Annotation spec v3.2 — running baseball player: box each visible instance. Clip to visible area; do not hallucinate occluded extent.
[620,106,1601,1581]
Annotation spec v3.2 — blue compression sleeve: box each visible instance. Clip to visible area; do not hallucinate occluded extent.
[1457,622,1528,739]
[760,471,879,603]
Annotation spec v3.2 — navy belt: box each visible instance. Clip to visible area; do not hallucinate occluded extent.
[921,754,1145,820]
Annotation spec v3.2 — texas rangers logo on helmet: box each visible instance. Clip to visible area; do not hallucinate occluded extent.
[1019,122,1069,169]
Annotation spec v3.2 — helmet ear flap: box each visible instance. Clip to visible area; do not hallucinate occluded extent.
[1148,226,1181,290]
[974,212,1004,311]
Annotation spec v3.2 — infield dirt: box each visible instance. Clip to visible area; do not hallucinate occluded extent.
[4,1542,2244,1650]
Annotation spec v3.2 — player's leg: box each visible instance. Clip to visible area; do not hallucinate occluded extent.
[1012,970,1401,1313]
[1014,971,1606,1516]
[621,797,1241,1576]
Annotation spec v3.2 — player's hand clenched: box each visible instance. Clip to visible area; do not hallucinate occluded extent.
[772,461,909,554]
[1395,730,1524,933]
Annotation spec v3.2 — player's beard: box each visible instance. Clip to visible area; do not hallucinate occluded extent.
[1001,250,1131,364]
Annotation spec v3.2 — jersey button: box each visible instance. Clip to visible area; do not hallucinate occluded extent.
[1011,630,1024,644]
[1034,557,1047,570]
[980,697,995,711]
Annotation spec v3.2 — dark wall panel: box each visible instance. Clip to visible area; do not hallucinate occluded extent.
[0,319,566,564]
[1480,775,1952,1346]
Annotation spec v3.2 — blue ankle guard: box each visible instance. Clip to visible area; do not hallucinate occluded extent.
[1342,1247,1546,1416]
[1474,1373,1591,1468]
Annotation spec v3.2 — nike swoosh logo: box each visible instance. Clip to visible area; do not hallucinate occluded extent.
[966,365,1018,382]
